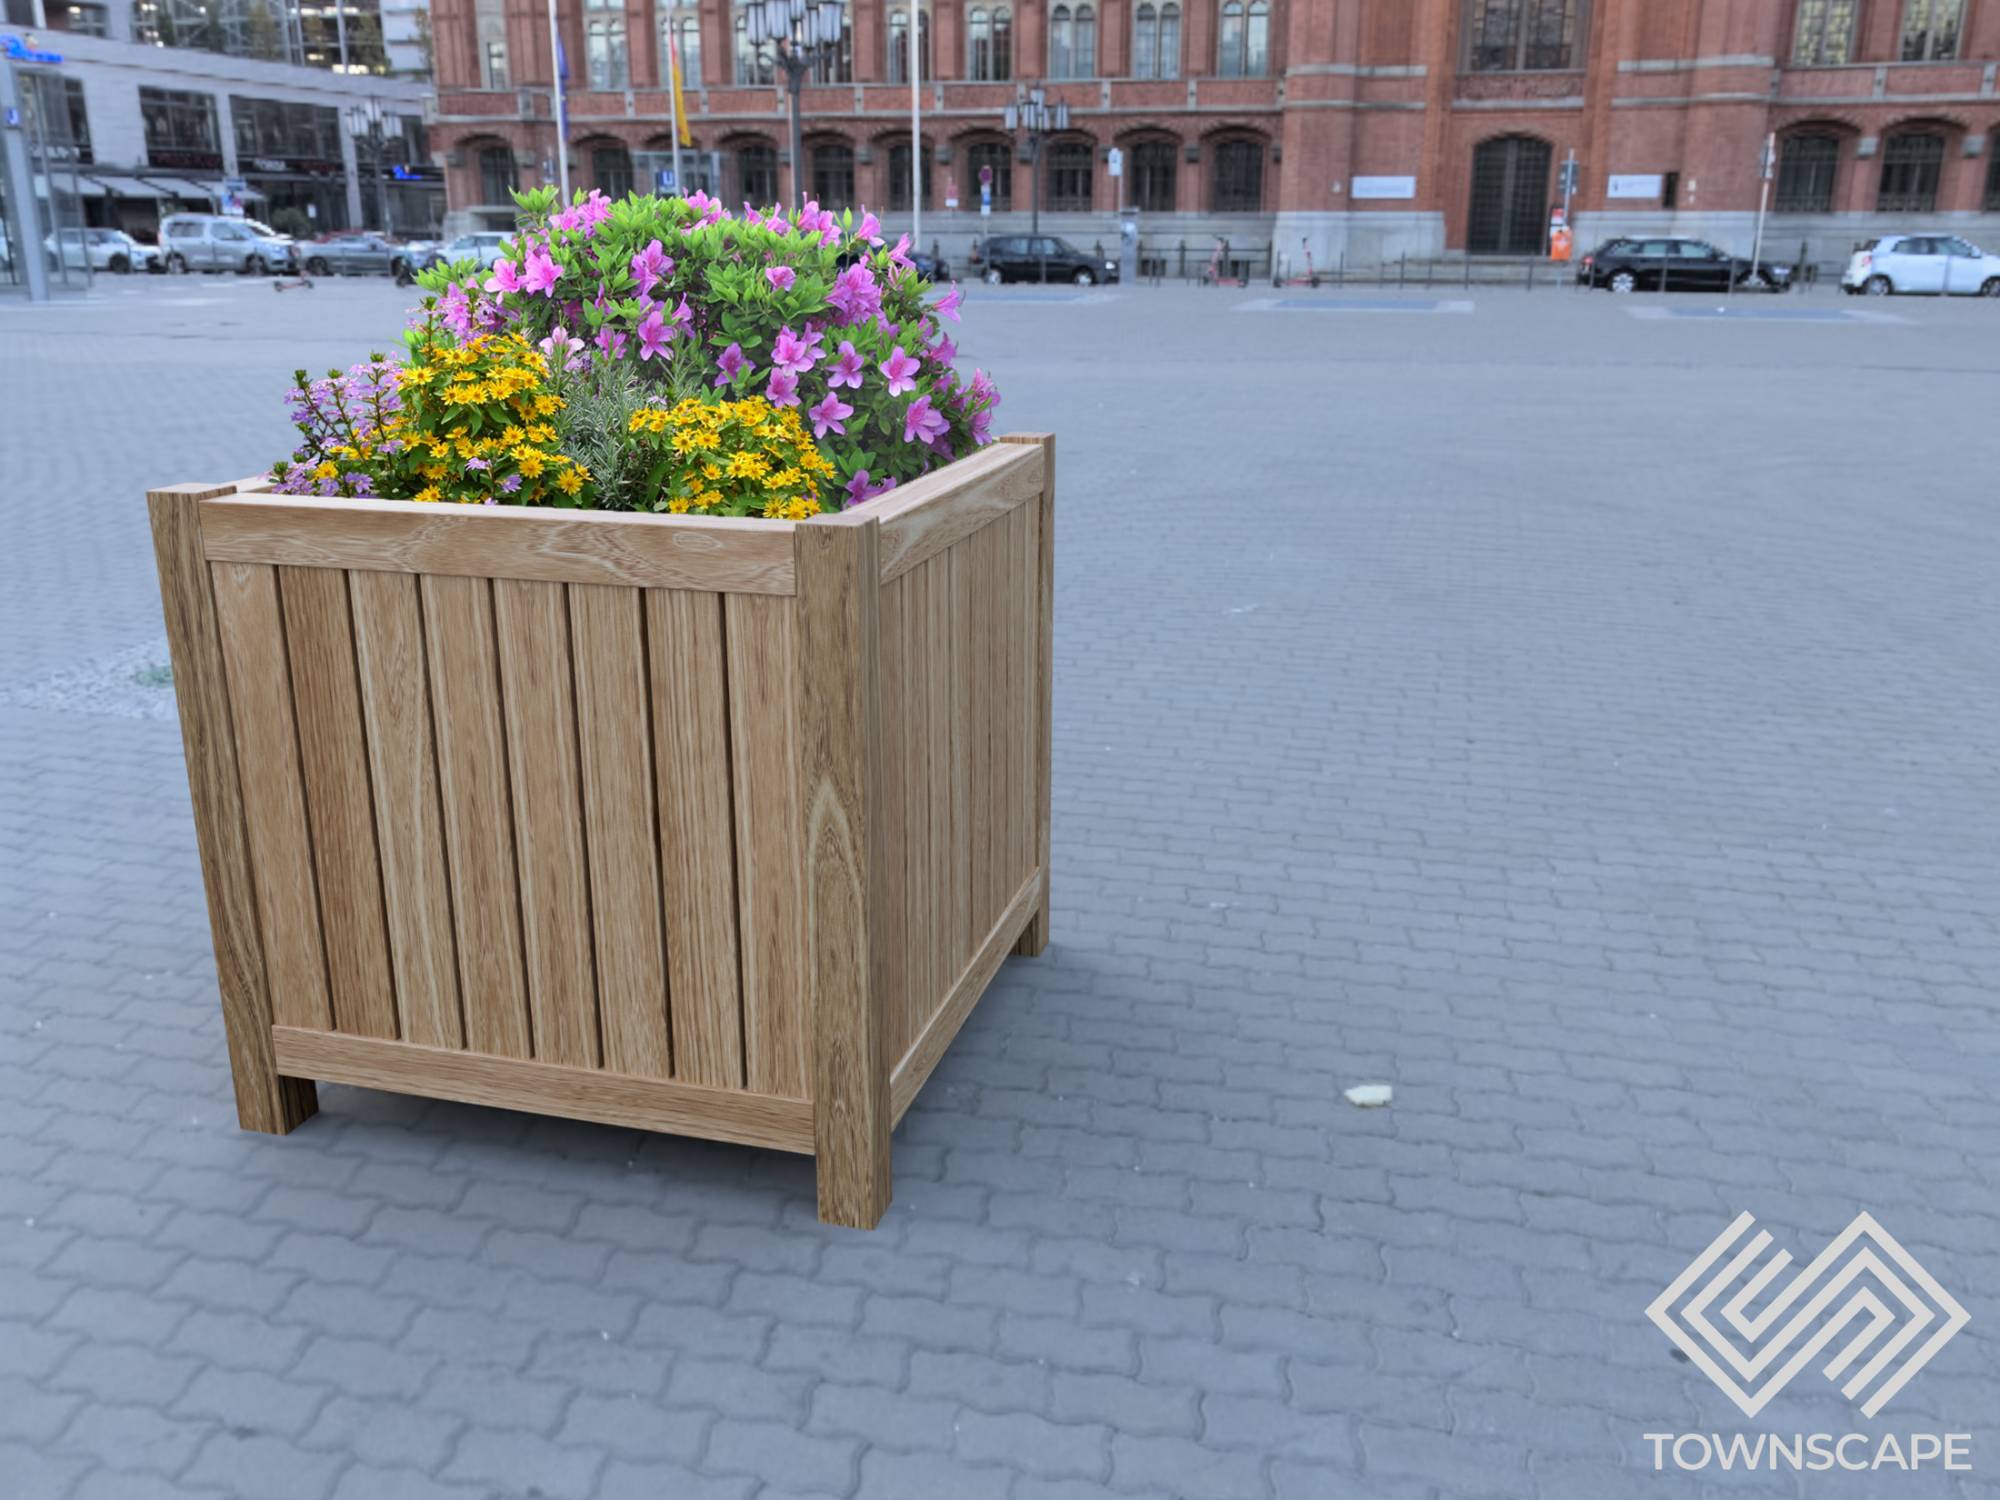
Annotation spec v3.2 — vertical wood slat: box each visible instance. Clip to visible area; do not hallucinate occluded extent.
[726,594,809,1100]
[493,579,601,1069]
[209,562,333,1035]
[570,584,673,1080]
[148,485,317,1133]
[798,516,891,1229]
[421,575,533,1059]
[922,551,954,1039]
[1002,432,1056,956]
[279,566,398,1040]
[878,572,910,1062]
[349,570,463,1050]
[901,565,933,1060]
[648,589,745,1090]
[949,538,976,975]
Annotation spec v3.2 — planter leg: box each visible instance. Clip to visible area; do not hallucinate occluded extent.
[149,483,318,1135]
[798,516,892,1228]
[1002,434,1056,959]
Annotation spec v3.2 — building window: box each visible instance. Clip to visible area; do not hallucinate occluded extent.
[966,140,1013,209]
[1987,135,2000,212]
[1131,138,1175,209]
[1045,140,1092,209]
[888,6,932,82]
[485,40,511,87]
[1049,4,1096,78]
[1212,138,1262,210]
[810,142,854,208]
[1216,1,1268,77]
[1132,1,1180,78]
[1774,133,1839,212]
[593,143,634,197]
[737,141,778,203]
[585,0,630,89]
[55,3,109,35]
[1877,131,1944,212]
[1464,0,1582,73]
[967,6,1013,81]
[735,11,775,82]
[1900,0,1963,60]
[811,20,854,82]
[1792,0,1857,65]
[479,144,518,204]
[659,5,701,86]
[21,74,91,163]
[889,140,933,210]
[139,87,219,165]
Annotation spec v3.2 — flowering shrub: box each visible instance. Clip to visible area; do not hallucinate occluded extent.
[627,396,835,519]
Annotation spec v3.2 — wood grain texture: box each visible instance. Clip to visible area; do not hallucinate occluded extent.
[272,1028,813,1153]
[948,539,976,974]
[210,562,334,1036]
[348,570,464,1049]
[568,584,673,1080]
[796,516,892,1229]
[493,578,601,1069]
[278,567,399,1039]
[816,444,1044,582]
[921,552,953,1029]
[420,575,534,1059]
[148,485,317,1132]
[203,493,796,594]
[1001,433,1055,957]
[891,868,1042,1124]
[725,594,810,1101]
[647,589,745,1089]
[878,570,910,1063]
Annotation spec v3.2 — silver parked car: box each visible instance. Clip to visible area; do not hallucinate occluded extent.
[46,227,163,274]
[159,213,298,275]
[301,232,430,280]
[424,231,513,271]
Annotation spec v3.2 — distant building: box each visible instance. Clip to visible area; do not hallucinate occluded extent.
[423,0,2000,269]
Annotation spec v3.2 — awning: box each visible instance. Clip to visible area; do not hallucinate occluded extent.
[32,172,105,198]
[87,174,169,199]
[153,178,219,201]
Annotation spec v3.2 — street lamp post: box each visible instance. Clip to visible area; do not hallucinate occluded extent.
[744,0,850,209]
[1002,83,1068,241]
[346,99,401,233]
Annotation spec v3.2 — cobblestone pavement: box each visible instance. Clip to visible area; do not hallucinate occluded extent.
[3,277,1998,1500]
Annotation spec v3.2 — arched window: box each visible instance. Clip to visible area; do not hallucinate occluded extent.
[888,6,932,82]
[658,4,701,88]
[1216,0,1267,77]
[811,20,853,82]
[1132,2,1179,78]
[968,6,1013,81]
[1131,138,1175,210]
[1212,138,1262,210]
[1464,0,1582,72]
[1774,133,1839,213]
[1049,5,1095,78]
[477,144,517,205]
[736,140,778,204]
[591,142,634,197]
[889,140,933,210]
[1046,140,1093,210]
[1792,0,1857,66]
[1878,131,1945,213]
[584,0,630,89]
[1900,0,1964,61]
[965,139,1013,209]
[810,142,854,208]
[734,11,775,84]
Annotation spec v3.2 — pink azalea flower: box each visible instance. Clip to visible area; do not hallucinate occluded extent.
[636,306,674,362]
[827,261,882,322]
[935,283,964,322]
[807,392,853,439]
[770,326,822,378]
[902,394,949,446]
[931,332,958,366]
[669,294,694,332]
[484,259,522,295]
[522,247,561,297]
[538,324,585,368]
[630,239,673,298]
[889,234,913,267]
[880,345,920,397]
[765,265,796,292]
[765,368,800,408]
[844,468,897,506]
[714,341,752,387]
[856,211,883,245]
[594,325,628,361]
[827,340,865,390]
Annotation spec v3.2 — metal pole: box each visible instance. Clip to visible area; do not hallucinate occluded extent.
[909,5,921,251]
[1748,130,1773,288]
[335,0,350,72]
[547,0,570,201]
[786,56,804,209]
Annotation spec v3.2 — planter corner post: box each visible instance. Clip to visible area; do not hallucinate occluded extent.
[1000,432,1056,958]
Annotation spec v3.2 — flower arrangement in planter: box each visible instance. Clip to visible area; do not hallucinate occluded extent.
[270,187,1000,518]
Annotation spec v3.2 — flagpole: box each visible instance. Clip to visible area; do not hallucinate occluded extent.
[909,6,921,255]
[667,38,686,198]
[547,0,571,201]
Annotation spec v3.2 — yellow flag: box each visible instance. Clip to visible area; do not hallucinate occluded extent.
[669,38,693,148]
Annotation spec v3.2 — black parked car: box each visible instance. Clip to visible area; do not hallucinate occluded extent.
[971,235,1118,286]
[1578,237,1793,293]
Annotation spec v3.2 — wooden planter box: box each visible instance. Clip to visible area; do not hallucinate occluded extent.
[148,434,1053,1228]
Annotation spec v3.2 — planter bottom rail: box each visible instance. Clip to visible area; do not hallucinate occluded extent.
[149,434,1055,1228]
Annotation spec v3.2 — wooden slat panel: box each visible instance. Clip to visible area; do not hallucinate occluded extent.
[725,594,809,1100]
[812,443,1043,581]
[421,575,533,1059]
[279,566,398,1039]
[648,589,745,1089]
[569,584,673,1080]
[149,484,316,1133]
[901,564,934,1054]
[348,570,463,1050]
[493,578,601,1069]
[210,562,333,1034]
[949,539,976,972]
[929,551,959,1003]
[203,494,798,595]
[878,570,910,1062]
[273,1028,813,1153]
[1002,433,1056,956]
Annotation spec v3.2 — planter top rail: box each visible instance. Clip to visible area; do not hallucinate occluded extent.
[197,440,1044,595]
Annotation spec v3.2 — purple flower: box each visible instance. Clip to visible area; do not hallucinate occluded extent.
[539,324,585,368]
[902,393,949,446]
[522,247,561,297]
[827,340,865,390]
[935,283,964,322]
[765,368,800,408]
[630,238,673,298]
[595,325,628,361]
[500,473,523,493]
[807,392,853,439]
[636,305,674,361]
[771,325,822,378]
[843,468,875,506]
[765,265,796,292]
[714,341,752,388]
[484,259,522,295]
[856,211,883,245]
[880,345,920,397]
[464,457,490,471]
[827,261,882,323]
[930,332,958,367]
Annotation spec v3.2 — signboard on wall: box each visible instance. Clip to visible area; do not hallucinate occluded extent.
[1607,174,1665,200]
[1351,175,1416,200]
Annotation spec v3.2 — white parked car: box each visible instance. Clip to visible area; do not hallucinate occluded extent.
[423,231,513,271]
[1842,235,2000,297]
[45,227,163,274]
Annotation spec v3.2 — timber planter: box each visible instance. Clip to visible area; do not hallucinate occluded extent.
[148,434,1053,1229]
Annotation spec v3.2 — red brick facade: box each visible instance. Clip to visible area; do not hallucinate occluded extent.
[429,0,2000,266]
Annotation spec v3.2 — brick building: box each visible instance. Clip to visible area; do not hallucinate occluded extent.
[428,0,2000,270]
